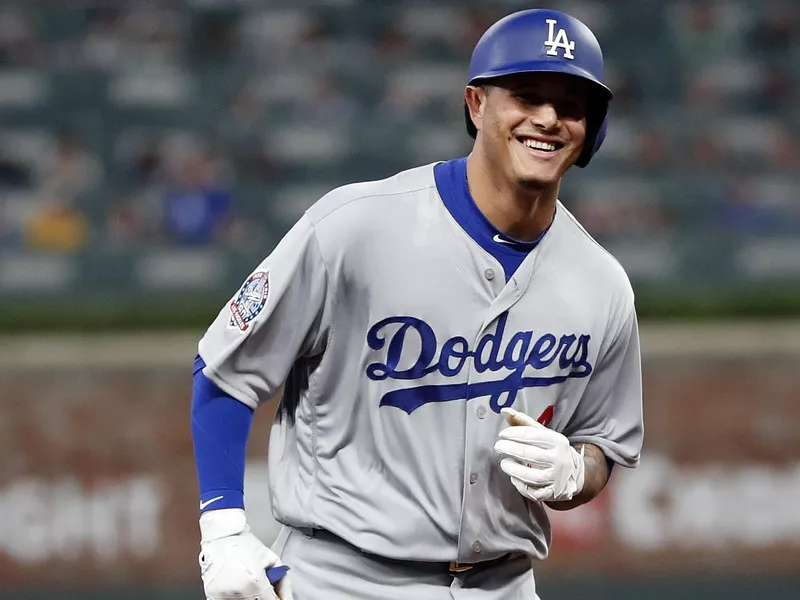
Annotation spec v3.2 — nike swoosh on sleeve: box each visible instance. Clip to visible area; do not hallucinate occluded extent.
[199,495,224,510]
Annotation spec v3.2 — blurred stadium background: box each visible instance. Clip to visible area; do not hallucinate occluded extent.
[0,0,798,598]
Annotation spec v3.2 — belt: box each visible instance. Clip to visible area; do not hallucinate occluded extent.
[296,527,517,575]
[447,553,516,574]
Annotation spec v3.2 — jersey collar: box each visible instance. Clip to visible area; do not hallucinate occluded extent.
[433,156,550,258]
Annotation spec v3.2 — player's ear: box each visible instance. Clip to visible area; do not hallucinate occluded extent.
[465,85,487,133]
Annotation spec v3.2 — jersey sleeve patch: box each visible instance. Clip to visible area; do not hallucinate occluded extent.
[228,270,270,332]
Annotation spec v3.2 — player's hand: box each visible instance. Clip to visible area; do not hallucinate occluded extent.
[199,508,293,600]
[494,407,585,503]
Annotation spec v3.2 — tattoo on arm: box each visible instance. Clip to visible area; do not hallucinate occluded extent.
[546,443,610,511]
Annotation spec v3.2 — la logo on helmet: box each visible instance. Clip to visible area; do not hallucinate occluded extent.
[544,18,575,60]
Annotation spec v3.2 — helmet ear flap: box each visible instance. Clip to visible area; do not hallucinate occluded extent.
[591,114,609,159]
[575,99,609,168]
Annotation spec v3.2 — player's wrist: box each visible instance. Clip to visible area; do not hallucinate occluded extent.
[200,507,248,542]
[571,444,586,496]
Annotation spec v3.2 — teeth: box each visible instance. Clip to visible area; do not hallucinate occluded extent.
[523,139,556,151]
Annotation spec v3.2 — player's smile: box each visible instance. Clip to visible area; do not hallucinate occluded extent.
[508,123,579,187]
[514,133,567,160]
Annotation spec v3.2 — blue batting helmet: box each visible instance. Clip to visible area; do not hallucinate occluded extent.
[464,9,612,168]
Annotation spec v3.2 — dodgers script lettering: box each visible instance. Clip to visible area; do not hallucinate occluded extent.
[366,313,592,414]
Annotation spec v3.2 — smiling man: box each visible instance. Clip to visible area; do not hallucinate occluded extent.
[191,9,643,600]
[466,73,593,226]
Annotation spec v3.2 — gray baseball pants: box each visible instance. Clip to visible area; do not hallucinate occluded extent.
[272,526,541,600]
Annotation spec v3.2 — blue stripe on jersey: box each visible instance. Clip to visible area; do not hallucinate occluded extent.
[192,354,253,513]
[433,157,548,283]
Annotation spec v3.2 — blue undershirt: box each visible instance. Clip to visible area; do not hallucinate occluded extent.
[192,355,252,512]
[433,157,548,283]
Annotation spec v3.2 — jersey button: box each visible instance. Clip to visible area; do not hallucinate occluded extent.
[469,472,478,484]
[484,268,495,281]
[476,405,487,419]
[471,541,483,553]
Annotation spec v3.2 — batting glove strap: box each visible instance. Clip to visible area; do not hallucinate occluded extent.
[200,508,248,542]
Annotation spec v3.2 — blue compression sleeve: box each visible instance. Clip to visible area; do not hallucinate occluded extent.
[192,354,254,513]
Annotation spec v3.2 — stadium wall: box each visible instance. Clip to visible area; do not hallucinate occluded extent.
[0,322,798,598]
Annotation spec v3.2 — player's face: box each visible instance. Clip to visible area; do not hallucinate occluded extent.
[471,73,589,190]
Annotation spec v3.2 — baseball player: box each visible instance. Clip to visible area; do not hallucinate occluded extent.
[191,9,643,600]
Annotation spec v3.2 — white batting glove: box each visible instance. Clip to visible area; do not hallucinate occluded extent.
[199,508,293,600]
[494,407,585,503]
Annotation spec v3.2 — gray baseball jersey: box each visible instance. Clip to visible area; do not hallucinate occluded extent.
[198,161,643,564]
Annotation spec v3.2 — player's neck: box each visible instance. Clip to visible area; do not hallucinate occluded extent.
[465,152,558,242]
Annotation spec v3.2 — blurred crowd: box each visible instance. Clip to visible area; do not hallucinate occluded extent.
[0,0,797,269]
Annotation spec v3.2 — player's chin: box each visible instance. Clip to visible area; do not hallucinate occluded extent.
[513,148,573,186]
[515,163,566,189]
